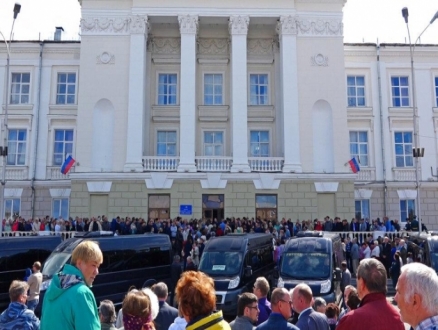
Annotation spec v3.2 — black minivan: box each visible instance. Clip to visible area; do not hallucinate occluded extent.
[0,235,62,311]
[276,231,342,303]
[38,232,172,313]
[198,233,276,316]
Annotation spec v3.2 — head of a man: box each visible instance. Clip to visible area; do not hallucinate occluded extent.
[292,283,313,314]
[271,288,292,320]
[395,263,438,328]
[253,277,269,299]
[151,282,168,302]
[9,280,29,304]
[71,240,103,286]
[32,261,41,273]
[356,258,387,299]
[99,300,116,324]
[343,285,357,309]
[236,292,259,324]
[313,297,327,313]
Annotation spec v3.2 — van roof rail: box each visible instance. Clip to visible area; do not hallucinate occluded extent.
[296,231,324,238]
[74,231,114,238]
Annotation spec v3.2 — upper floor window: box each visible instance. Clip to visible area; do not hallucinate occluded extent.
[53,129,74,166]
[355,199,370,220]
[10,73,30,104]
[249,74,268,105]
[3,198,20,219]
[349,131,368,167]
[391,76,409,107]
[157,131,177,156]
[204,131,224,156]
[400,199,415,222]
[158,74,177,105]
[250,131,269,157]
[7,129,27,166]
[435,77,438,107]
[56,73,77,104]
[53,198,69,220]
[347,76,365,107]
[394,131,413,167]
[204,74,223,105]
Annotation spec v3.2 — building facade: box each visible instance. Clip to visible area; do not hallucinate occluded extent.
[1,0,438,229]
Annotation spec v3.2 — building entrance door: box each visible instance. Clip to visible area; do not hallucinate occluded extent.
[202,194,224,220]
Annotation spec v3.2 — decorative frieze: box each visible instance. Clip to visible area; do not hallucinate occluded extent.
[198,38,229,55]
[80,15,148,35]
[229,16,250,35]
[247,39,274,56]
[296,17,343,36]
[178,15,199,34]
[96,51,115,65]
[311,53,329,66]
[149,37,181,55]
[277,15,298,35]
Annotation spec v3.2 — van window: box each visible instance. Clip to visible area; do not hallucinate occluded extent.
[245,245,274,271]
[199,252,242,276]
[281,252,330,279]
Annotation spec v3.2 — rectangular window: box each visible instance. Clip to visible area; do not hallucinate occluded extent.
[53,198,69,219]
[249,74,268,105]
[400,199,415,222]
[347,76,365,107]
[7,129,27,165]
[435,77,438,107]
[391,76,410,107]
[355,200,370,220]
[349,131,369,166]
[250,131,269,157]
[53,129,74,166]
[203,131,224,156]
[394,132,413,167]
[56,73,77,104]
[3,198,20,220]
[255,194,277,221]
[157,131,177,156]
[204,74,223,105]
[158,74,177,105]
[10,73,30,104]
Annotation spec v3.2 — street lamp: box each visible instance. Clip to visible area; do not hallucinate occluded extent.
[402,7,438,232]
[0,3,21,236]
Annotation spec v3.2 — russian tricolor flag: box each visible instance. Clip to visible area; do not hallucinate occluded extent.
[348,157,360,173]
[61,155,75,175]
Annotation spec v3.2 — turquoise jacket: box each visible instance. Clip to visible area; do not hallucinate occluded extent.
[40,264,100,330]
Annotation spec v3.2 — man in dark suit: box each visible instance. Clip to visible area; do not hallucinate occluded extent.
[151,282,178,330]
[381,236,392,278]
[256,288,299,330]
[170,255,182,306]
[292,283,330,330]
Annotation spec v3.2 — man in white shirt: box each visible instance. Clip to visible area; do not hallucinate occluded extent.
[370,241,380,259]
[362,242,371,259]
[27,261,42,311]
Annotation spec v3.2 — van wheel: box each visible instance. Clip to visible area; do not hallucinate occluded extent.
[142,279,157,288]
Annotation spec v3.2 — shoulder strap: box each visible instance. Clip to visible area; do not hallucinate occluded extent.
[192,316,224,330]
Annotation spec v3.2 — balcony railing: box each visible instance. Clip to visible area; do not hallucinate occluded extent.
[392,168,417,181]
[195,157,232,172]
[356,167,376,181]
[143,157,180,171]
[46,166,74,180]
[0,166,29,180]
[249,157,284,172]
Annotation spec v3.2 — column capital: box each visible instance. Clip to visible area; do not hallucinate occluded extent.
[229,15,250,35]
[178,15,199,34]
[130,15,149,34]
[277,15,298,36]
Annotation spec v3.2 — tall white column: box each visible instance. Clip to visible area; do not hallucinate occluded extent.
[124,16,148,172]
[177,15,198,172]
[230,16,251,173]
[278,16,302,173]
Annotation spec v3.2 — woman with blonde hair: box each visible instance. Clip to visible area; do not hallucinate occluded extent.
[121,288,159,330]
[176,271,230,330]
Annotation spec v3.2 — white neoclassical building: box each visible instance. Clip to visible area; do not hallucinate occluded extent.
[1,0,438,229]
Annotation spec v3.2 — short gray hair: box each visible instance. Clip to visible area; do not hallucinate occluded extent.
[99,300,116,323]
[357,258,387,294]
[313,297,326,310]
[401,263,438,315]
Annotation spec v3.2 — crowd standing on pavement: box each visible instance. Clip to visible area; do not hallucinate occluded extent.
[0,212,435,330]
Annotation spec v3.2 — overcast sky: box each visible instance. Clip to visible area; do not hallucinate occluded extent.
[0,0,437,44]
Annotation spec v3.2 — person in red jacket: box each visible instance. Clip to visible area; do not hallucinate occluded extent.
[337,258,404,330]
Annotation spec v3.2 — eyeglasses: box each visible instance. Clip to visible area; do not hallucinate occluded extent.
[279,299,292,306]
[247,305,259,311]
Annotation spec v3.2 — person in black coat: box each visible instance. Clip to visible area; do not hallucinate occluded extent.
[381,237,393,278]
[185,256,197,271]
[151,282,179,330]
[170,255,182,306]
